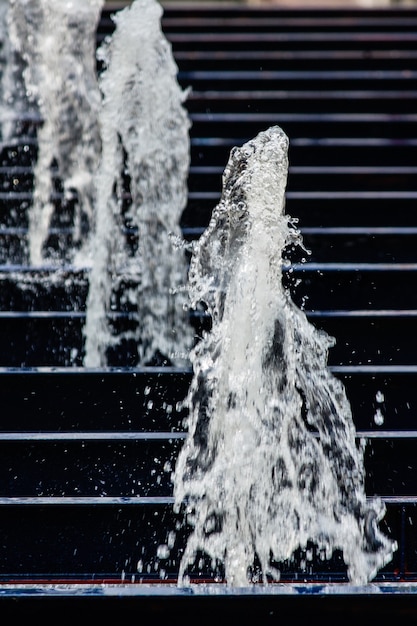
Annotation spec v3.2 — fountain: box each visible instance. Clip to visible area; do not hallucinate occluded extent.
[0,0,402,593]
[1,0,192,367]
[7,0,104,266]
[173,126,397,586]
[0,0,34,143]
[83,0,193,367]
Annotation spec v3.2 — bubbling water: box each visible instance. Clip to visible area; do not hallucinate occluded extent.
[83,0,193,367]
[173,126,396,586]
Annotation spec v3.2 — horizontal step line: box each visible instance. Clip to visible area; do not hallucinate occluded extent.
[0,192,76,202]
[8,225,417,237]
[357,431,417,439]
[187,308,417,319]
[160,5,416,10]
[184,71,417,81]
[0,264,89,273]
[191,137,417,147]
[0,226,137,237]
[1,261,416,276]
[306,309,417,317]
[1,579,417,595]
[164,16,417,24]
[164,18,417,28]
[190,112,417,122]
[188,191,417,199]
[1,190,416,204]
[8,92,417,117]
[376,496,417,504]
[291,262,417,270]
[0,366,192,375]
[0,431,414,442]
[3,226,417,238]
[1,261,417,274]
[0,309,416,321]
[0,496,175,505]
[0,227,72,236]
[0,166,34,174]
[0,264,101,273]
[0,365,413,375]
[5,135,416,149]
[0,495,411,506]
[0,432,186,441]
[0,311,91,319]
[296,227,417,233]
[331,365,417,374]
[169,32,417,42]
[178,51,417,60]
[4,165,417,177]
[189,166,417,175]
[190,90,417,100]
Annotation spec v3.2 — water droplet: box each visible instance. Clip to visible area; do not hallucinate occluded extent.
[374,408,384,426]
[375,390,385,403]
[157,544,170,559]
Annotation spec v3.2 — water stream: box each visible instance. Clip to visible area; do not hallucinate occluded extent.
[83,0,193,366]
[1,0,192,366]
[0,0,33,143]
[173,126,397,586]
[8,0,103,265]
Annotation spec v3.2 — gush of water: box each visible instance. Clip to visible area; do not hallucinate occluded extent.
[0,0,35,143]
[83,0,193,367]
[7,0,103,266]
[173,126,397,586]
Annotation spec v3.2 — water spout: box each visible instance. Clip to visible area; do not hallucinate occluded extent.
[173,126,396,586]
[8,0,103,265]
[83,0,193,367]
[0,0,33,143]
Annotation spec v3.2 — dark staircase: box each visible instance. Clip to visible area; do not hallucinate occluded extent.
[0,2,417,621]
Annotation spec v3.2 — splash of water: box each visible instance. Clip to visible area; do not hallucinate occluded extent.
[173,126,396,586]
[8,0,103,265]
[83,0,192,367]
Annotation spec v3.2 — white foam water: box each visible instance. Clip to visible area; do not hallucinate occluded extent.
[8,0,103,265]
[83,0,192,367]
[173,126,396,586]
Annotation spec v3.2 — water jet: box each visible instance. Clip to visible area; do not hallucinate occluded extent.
[0,3,415,619]
[173,126,396,586]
